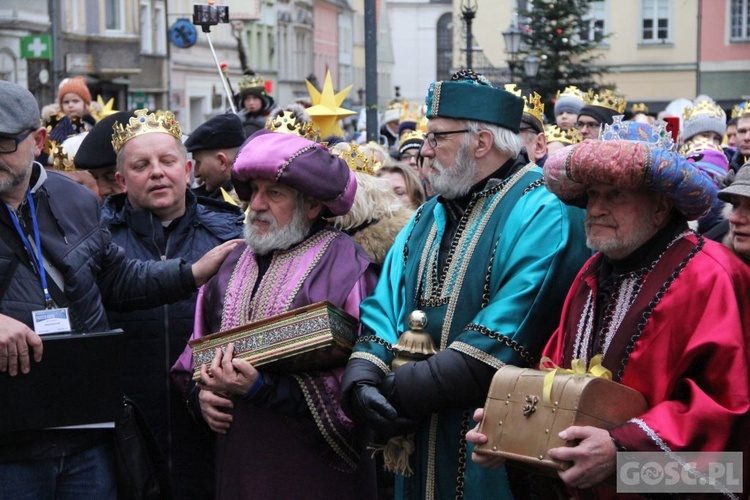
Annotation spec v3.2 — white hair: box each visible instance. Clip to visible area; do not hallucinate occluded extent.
[464,120,524,158]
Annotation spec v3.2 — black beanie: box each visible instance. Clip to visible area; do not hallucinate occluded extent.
[75,111,136,170]
[577,105,618,127]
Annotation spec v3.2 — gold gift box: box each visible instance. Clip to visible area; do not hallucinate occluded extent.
[189,301,358,380]
[474,365,648,475]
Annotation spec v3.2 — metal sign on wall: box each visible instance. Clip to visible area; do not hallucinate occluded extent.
[65,53,94,74]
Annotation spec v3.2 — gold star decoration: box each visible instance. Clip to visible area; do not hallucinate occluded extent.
[305,70,355,138]
[92,95,118,121]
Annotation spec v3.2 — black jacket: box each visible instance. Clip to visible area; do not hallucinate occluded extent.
[0,164,198,463]
[100,191,243,498]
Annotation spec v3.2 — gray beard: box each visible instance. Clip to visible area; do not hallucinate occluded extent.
[0,165,29,195]
[427,143,478,199]
[244,203,313,256]
[585,218,660,260]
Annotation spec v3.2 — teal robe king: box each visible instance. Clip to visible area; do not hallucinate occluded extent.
[351,163,591,499]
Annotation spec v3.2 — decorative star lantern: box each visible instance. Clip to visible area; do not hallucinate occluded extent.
[305,70,356,138]
[93,95,118,121]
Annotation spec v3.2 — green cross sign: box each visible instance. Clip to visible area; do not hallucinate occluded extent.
[21,35,52,60]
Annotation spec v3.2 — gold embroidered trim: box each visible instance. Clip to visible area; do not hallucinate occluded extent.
[292,373,359,471]
[449,342,505,370]
[349,352,391,375]
[425,413,439,500]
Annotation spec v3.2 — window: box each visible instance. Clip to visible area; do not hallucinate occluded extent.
[106,0,124,31]
[581,1,607,43]
[642,0,671,43]
[154,2,166,55]
[436,13,453,82]
[140,1,152,53]
[731,0,750,40]
[141,1,166,55]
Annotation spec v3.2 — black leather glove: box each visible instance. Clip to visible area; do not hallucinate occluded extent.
[341,359,421,437]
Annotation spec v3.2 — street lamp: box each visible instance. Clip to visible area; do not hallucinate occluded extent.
[524,54,540,78]
[461,0,478,69]
[502,22,523,83]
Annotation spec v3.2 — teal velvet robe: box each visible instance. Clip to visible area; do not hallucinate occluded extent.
[351,164,591,499]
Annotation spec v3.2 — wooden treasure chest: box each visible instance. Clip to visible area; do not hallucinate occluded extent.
[189,301,358,380]
[474,364,648,474]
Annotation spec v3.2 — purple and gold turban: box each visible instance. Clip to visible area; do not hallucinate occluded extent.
[544,139,718,221]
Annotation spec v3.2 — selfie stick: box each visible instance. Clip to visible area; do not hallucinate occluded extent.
[204,32,237,114]
[195,2,237,114]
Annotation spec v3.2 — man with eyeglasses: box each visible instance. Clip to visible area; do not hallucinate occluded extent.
[0,80,237,498]
[575,89,626,140]
[341,69,590,499]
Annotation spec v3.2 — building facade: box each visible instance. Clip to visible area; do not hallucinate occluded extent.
[460,0,749,112]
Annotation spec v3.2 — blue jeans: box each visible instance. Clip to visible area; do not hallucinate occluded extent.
[0,442,116,500]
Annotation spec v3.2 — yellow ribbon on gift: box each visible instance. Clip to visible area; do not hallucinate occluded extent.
[539,355,612,405]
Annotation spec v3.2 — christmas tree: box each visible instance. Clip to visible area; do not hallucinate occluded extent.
[515,0,610,121]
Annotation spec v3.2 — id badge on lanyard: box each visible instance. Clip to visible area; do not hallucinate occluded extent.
[6,190,72,334]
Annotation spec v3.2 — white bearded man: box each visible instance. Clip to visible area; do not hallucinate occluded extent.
[171,129,379,499]
[339,69,591,499]
[468,139,750,498]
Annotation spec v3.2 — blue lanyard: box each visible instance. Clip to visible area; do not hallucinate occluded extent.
[5,189,53,308]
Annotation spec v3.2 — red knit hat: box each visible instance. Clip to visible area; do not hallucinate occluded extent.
[58,76,92,106]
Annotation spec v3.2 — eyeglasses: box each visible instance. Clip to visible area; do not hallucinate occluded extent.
[575,121,600,130]
[0,130,34,154]
[425,129,470,148]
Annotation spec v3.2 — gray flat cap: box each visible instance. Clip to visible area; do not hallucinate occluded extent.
[718,163,750,201]
[0,81,41,136]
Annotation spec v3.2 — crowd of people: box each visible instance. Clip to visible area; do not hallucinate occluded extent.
[0,68,748,500]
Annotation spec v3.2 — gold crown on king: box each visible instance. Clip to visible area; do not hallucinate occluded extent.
[112,109,182,152]
[265,111,320,142]
[238,73,266,91]
[731,101,750,119]
[555,86,585,101]
[679,136,724,157]
[584,89,626,114]
[398,130,425,149]
[630,102,649,114]
[504,84,545,126]
[334,143,377,176]
[682,99,725,122]
[545,125,582,145]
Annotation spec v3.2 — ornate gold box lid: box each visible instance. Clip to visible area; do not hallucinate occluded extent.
[189,301,358,380]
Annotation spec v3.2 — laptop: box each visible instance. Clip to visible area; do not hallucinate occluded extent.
[0,330,124,433]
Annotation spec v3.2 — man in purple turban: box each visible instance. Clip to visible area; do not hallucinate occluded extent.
[172,129,379,499]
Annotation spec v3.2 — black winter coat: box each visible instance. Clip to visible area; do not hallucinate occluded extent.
[0,165,197,463]
[100,191,243,499]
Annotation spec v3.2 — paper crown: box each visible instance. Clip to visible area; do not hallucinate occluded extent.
[600,115,675,151]
[731,101,750,119]
[545,125,582,145]
[555,86,585,101]
[630,102,649,114]
[679,136,724,157]
[400,104,425,124]
[682,99,725,122]
[399,129,425,147]
[111,109,182,152]
[504,84,545,127]
[238,73,266,92]
[332,143,379,176]
[265,110,320,142]
[44,140,75,171]
[583,89,626,114]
